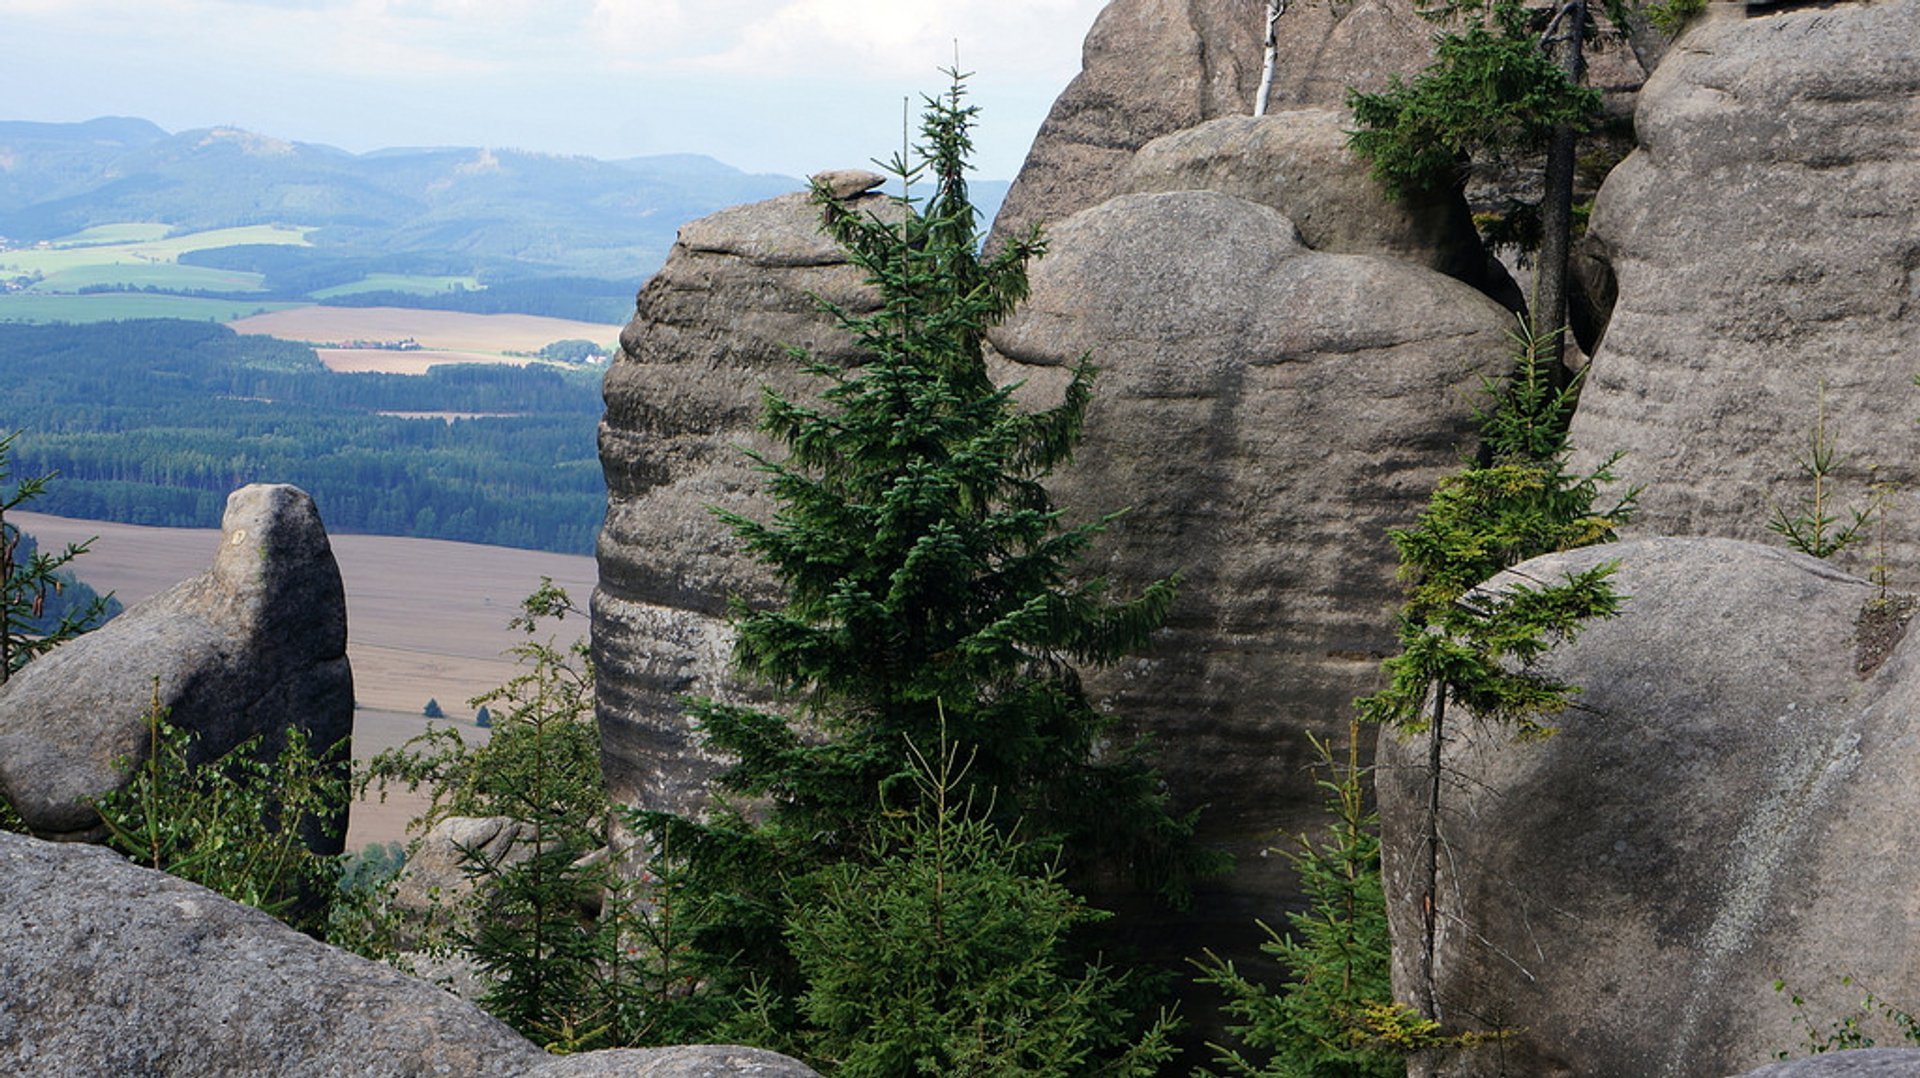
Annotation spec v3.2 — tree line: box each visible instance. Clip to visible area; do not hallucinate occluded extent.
[0,320,604,553]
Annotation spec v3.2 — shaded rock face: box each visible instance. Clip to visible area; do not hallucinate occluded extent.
[594,186,886,815]
[1112,110,1520,305]
[0,831,818,1077]
[990,0,1434,243]
[0,483,352,845]
[1378,538,1920,1076]
[986,189,1513,955]
[1568,0,1920,576]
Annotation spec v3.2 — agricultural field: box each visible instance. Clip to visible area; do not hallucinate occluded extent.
[0,293,302,322]
[229,305,620,372]
[310,273,481,299]
[0,223,312,278]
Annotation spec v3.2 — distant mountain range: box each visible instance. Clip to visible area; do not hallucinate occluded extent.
[0,117,805,283]
[0,118,1014,322]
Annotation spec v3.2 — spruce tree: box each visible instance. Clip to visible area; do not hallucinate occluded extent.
[641,72,1222,1045]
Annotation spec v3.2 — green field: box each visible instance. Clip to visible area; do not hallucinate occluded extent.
[0,223,313,277]
[0,294,306,323]
[30,263,268,294]
[311,273,483,299]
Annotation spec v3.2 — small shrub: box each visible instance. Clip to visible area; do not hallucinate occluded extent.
[92,682,347,936]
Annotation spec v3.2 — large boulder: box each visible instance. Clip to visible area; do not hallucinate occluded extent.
[1737,1051,1920,1078]
[990,0,1434,243]
[1377,538,1920,1075]
[594,179,888,815]
[0,831,817,1076]
[0,483,352,845]
[1568,0,1920,578]
[986,189,1514,960]
[1112,109,1519,304]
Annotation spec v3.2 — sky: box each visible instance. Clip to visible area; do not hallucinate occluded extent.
[1,0,1108,181]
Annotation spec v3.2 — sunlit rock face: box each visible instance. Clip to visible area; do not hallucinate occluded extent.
[988,0,1435,245]
[593,180,890,817]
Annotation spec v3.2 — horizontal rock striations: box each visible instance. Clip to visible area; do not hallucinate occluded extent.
[1569,0,1920,578]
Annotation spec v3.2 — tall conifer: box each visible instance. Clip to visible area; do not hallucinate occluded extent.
[641,72,1222,1036]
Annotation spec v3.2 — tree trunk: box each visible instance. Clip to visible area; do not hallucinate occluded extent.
[1419,684,1448,1021]
[1253,1,1283,116]
[1532,0,1589,384]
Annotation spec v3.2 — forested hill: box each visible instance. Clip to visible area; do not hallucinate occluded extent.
[0,320,604,553]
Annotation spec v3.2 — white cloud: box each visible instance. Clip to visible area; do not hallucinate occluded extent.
[591,0,1102,85]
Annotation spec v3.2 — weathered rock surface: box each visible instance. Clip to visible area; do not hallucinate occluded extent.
[594,183,887,815]
[1737,1050,1920,1077]
[991,0,1435,242]
[389,815,534,949]
[0,831,818,1076]
[0,483,352,844]
[1378,538,1920,1076]
[1112,109,1518,303]
[1568,0,1920,578]
[986,189,1513,955]
[596,178,1515,974]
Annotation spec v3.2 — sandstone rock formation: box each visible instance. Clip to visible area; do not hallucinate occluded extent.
[0,831,817,1076]
[1738,1051,1920,1078]
[594,182,888,815]
[1377,538,1920,1075]
[0,483,352,845]
[1568,0,1920,578]
[983,188,1514,952]
[1112,109,1520,305]
[990,0,1435,242]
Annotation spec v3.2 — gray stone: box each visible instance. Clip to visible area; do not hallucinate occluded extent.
[389,815,534,947]
[1112,109,1518,303]
[526,1046,820,1077]
[594,190,884,816]
[0,829,541,1077]
[1567,0,1920,580]
[0,483,352,844]
[1737,1050,1920,1077]
[986,189,1514,962]
[1377,538,1920,1076]
[990,0,1435,243]
[0,831,819,1076]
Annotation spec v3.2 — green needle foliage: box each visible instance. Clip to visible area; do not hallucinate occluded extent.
[772,732,1177,1077]
[1347,0,1601,202]
[1,430,117,684]
[1361,318,1633,1025]
[640,72,1223,1053]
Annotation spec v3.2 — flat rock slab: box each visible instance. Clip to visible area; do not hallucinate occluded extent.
[0,831,819,1076]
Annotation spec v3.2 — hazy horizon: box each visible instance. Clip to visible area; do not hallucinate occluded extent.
[2,1,1106,182]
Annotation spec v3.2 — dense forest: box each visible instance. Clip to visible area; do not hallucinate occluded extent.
[1,320,604,553]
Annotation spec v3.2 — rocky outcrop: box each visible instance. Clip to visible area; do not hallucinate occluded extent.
[0,483,352,845]
[0,831,816,1076]
[1112,109,1519,304]
[1377,538,1920,1076]
[594,180,890,815]
[1568,0,1920,578]
[990,0,1435,242]
[1737,1051,1920,1077]
[986,188,1514,955]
